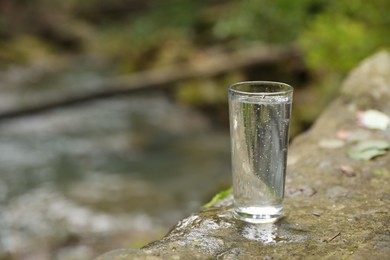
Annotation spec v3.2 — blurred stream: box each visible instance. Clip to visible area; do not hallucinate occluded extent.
[0,68,231,259]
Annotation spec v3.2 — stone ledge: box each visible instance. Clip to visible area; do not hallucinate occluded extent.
[97,51,390,259]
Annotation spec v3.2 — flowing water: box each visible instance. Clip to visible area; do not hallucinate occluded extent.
[0,68,231,259]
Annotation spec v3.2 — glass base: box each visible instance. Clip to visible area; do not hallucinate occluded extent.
[234,206,283,224]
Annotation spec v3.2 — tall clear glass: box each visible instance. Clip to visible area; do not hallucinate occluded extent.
[228,81,293,223]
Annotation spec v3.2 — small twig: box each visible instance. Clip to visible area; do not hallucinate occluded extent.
[327,232,341,242]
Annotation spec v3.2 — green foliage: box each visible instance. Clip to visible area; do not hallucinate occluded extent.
[129,1,201,41]
[203,187,232,209]
[2,0,390,80]
[0,35,55,66]
[212,0,326,43]
[348,140,390,160]
[298,0,390,73]
[5,1,390,66]
[209,0,390,75]
[84,0,207,73]
[176,73,243,106]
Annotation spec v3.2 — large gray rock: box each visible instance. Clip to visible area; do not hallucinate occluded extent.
[97,52,390,259]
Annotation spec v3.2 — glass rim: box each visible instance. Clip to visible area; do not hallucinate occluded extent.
[229,81,293,96]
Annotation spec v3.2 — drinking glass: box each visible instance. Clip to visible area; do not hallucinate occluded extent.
[228,81,293,223]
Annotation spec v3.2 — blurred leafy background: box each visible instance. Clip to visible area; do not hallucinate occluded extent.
[0,0,389,259]
[1,0,389,131]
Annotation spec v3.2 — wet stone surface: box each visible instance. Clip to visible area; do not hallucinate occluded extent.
[97,52,390,259]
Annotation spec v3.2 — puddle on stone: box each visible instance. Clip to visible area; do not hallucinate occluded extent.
[240,222,308,244]
[240,224,278,244]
